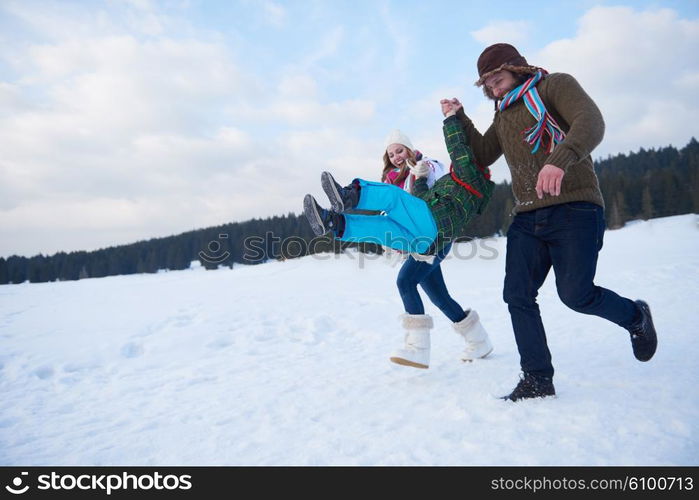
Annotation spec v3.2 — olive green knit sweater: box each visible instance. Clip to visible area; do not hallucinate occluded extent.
[456,72,605,213]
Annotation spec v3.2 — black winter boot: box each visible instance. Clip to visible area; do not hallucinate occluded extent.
[502,373,556,402]
[303,194,345,237]
[321,171,359,213]
[628,300,657,362]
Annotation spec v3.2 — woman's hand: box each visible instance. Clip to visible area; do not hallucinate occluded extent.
[410,160,430,178]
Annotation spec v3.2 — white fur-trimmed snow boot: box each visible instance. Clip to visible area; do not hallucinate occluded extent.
[453,309,493,361]
[389,314,433,369]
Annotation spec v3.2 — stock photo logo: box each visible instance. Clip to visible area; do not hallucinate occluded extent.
[5,472,29,495]
[3,471,193,495]
[199,233,231,264]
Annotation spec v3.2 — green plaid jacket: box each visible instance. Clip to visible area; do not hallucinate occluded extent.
[412,115,494,253]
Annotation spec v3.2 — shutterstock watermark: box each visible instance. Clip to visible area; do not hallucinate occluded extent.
[196,232,499,268]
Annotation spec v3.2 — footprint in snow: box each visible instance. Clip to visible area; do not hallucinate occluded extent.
[120,342,144,359]
[207,337,234,349]
[312,315,335,334]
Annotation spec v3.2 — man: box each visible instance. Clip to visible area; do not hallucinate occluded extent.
[446,43,657,401]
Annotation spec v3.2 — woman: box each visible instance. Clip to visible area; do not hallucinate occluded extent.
[382,129,445,193]
[303,102,495,369]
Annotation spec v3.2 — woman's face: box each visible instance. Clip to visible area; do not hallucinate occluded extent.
[485,70,518,99]
[386,143,411,168]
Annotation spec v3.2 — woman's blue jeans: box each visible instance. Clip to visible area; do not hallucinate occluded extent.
[396,243,467,323]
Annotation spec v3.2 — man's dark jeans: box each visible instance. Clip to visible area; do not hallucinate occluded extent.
[503,201,639,378]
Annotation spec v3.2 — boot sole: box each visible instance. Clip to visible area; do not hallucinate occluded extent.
[461,346,494,362]
[389,356,429,369]
[321,171,344,213]
[499,394,557,402]
[303,194,327,236]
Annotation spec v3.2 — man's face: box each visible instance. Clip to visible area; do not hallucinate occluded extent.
[485,70,518,99]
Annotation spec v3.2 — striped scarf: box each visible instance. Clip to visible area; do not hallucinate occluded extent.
[498,70,565,154]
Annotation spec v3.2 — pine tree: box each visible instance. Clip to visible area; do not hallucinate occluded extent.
[641,186,654,221]
[608,192,627,229]
[0,257,8,285]
[7,256,28,284]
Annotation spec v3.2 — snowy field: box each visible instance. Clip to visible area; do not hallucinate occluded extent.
[1,214,698,466]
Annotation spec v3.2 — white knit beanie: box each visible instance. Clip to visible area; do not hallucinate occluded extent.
[384,129,414,151]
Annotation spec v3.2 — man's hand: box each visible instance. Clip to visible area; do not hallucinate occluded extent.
[535,164,565,199]
[440,97,463,117]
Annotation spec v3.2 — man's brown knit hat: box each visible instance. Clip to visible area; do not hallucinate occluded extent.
[475,43,539,87]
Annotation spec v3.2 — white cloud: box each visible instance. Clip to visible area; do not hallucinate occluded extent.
[471,20,531,47]
[0,4,383,256]
[533,6,699,156]
[277,74,318,97]
[272,98,376,126]
[278,127,380,199]
[3,1,106,41]
[675,72,699,90]
[300,26,345,68]
[379,4,411,78]
[263,1,286,27]
[0,16,259,255]
[0,82,24,111]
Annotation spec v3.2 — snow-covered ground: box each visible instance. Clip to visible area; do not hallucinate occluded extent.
[1,214,697,465]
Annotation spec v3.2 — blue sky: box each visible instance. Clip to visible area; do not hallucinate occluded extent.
[1,0,698,257]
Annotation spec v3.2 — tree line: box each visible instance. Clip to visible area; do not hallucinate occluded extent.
[1,138,697,285]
